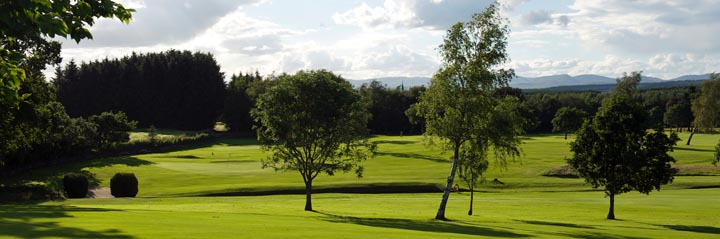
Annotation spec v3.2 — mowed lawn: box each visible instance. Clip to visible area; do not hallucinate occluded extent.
[1,132,719,238]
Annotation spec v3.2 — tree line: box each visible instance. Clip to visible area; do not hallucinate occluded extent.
[54,50,226,130]
[1,0,136,173]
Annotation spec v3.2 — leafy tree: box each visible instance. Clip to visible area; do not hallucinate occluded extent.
[359,81,424,135]
[89,111,137,149]
[569,72,679,219]
[457,146,488,216]
[663,94,693,131]
[412,2,522,220]
[1,0,132,161]
[552,107,588,139]
[223,72,262,132]
[253,70,376,211]
[688,73,720,145]
[456,97,523,216]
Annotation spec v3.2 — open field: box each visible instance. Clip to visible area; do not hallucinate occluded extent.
[1,132,719,238]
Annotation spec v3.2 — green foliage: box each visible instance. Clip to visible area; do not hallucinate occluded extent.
[54,50,226,130]
[569,72,679,219]
[551,106,588,139]
[691,73,720,130]
[62,173,89,199]
[253,70,375,211]
[412,2,521,220]
[359,81,425,135]
[0,0,133,141]
[110,172,138,197]
[222,71,266,132]
[664,93,694,129]
[89,111,137,149]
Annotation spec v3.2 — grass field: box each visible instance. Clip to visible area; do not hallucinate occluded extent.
[1,132,719,238]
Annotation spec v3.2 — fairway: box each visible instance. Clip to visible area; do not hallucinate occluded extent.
[2,132,719,238]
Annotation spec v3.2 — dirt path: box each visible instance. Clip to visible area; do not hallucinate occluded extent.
[88,187,113,198]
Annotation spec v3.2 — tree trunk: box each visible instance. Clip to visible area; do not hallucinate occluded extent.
[564,132,568,140]
[468,187,474,216]
[435,143,460,220]
[686,126,696,145]
[607,193,615,219]
[304,181,313,211]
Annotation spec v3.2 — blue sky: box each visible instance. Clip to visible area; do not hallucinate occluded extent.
[54,0,720,80]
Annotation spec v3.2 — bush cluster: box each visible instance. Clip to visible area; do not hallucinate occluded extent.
[110,173,139,197]
[63,173,89,198]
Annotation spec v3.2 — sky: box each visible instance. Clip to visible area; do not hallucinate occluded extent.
[51,0,720,80]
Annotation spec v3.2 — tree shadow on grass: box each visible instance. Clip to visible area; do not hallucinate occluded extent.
[547,231,650,239]
[658,224,720,234]
[83,156,153,168]
[0,204,135,239]
[673,147,715,152]
[514,219,596,229]
[375,152,448,163]
[316,211,530,238]
[373,140,416,145]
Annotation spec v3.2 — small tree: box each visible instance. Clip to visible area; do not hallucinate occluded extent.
[89,111,137,149]
[457,145,488,216]
[687,73,720,145]
[412,2,522,220]
[552,107,588,139]
[253,70,376,211]
[569,72,679,220]
[148,125,158,144]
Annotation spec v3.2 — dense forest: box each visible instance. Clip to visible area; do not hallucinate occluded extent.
[54,50,226,130]
[52,50,704,136]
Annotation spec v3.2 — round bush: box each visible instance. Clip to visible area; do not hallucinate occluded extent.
[63,173,89,198]
[110,173,139,197]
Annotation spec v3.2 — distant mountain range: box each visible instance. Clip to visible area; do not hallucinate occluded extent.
[349,73,713,91]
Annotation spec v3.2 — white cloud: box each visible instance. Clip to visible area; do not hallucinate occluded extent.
[62,0,262,48]
[562,0,720,54]
[510,53,720,79]
[334,0,495,30]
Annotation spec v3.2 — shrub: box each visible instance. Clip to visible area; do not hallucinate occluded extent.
[110,173,139,197]
[63,173,89,198]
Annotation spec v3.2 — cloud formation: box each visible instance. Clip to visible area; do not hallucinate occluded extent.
[334,0,495,30]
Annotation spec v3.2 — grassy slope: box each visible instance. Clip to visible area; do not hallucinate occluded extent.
[1,132,719,238]
[21,132,717,196]
[2,190,719,238]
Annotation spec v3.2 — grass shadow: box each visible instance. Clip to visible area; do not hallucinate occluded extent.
[376,152,448,163]
[316,211,530,238]
[674,147,715,152]
[547,231,649,239]
[514,219,596,229]
[84,156,154,168]
[659,224,720,234]
[373,140,416,145]
[0,204,134,239]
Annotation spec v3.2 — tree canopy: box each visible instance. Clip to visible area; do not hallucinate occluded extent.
[551,106,588,139]
[253,70,376,211]
[1,0,133,170]
[412,2,522,220]
[54,50,226,130]
[0,0,132,110]
[569,72,679,219]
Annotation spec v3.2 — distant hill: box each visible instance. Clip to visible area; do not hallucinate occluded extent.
[348,77,430,89]
[349,73,713,90]
[534,79,706,93]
